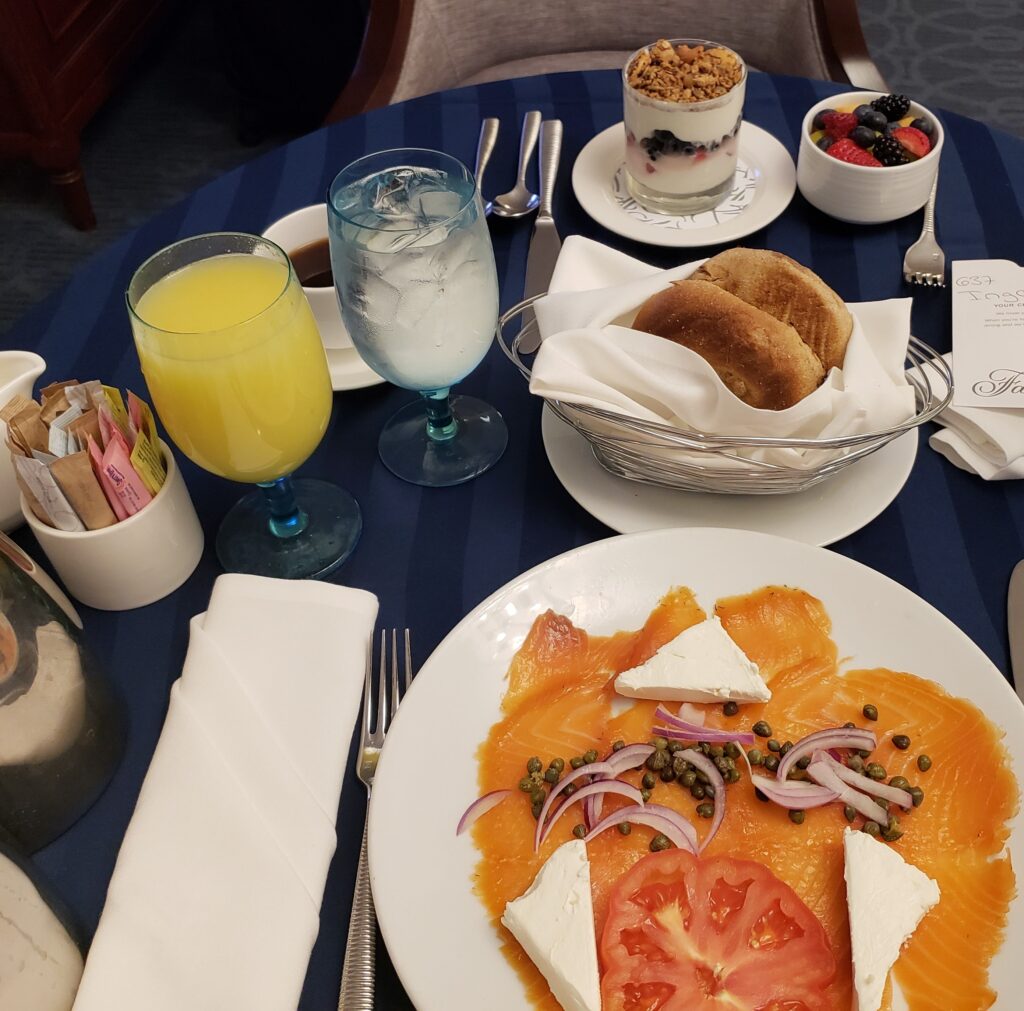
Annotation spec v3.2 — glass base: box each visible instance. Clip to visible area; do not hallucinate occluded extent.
[625,171,733,214]
[216,478,361,579]
[379,395,508,487]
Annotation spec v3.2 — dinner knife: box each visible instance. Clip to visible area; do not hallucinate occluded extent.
[1008,559,1024,704]
[519,118,563,354]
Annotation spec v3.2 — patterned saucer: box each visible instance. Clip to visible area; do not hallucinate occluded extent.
[572,122,796,247]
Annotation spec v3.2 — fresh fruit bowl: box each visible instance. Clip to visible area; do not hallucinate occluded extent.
[796,91,944,224]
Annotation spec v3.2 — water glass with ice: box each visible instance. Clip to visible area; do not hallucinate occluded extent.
[327,149,507,486]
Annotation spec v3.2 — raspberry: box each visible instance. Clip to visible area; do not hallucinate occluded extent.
[873,136,908,166]
[892,126,931,160]
[826,139,882,167]
[821,112,859,140]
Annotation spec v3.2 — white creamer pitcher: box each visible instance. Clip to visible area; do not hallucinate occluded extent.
[0,351,47,531]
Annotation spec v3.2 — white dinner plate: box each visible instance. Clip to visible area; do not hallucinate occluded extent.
[369,528,1023,1011]
[327,347,385,392]
[541,406,918,546]
[572,122,796,247]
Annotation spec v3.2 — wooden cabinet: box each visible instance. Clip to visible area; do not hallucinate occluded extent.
[0,0,172,229]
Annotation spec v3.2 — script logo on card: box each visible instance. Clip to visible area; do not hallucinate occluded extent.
[972,369,1024,397]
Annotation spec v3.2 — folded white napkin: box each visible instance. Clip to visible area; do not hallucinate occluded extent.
[928,352,1024,479]
[530,237,917,470]
[72,574,378,1011]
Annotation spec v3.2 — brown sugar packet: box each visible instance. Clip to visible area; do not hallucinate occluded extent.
[7,402,50,454]
[1,395,37,454]
[67,408,101,450]
[50,452,116,530]
[40,380,79,400]
[40,390,71,426]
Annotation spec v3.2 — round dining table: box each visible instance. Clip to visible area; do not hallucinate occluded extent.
[7,67,1024,1009]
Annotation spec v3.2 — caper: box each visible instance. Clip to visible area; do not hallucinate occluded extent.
[724,742,741,759]
[881,816,903,842]
[582,750,598,765]
[698,742,711,756]
[563,783,577,796]
[917,754,932,772]
[518,777,534,793]
[789,809,806,825]
[767,739,782,752]
[550,757,565,773]
[892,734,911,751]
[570,756,585,770]
[780,741,794,756]
[530,788,545,806]
[865,763,886,781]
[755,788,770,803]
[862,704,879,721]
[842,721,856,729]
[703,782,716,798]
[726,767,741,784]
[763,754,780,773]
[889,776,910,791]
[527,756,542,774]
[691,783,706,800]
[695,769,710,784]
[680,769,697,787]
[572,823,586,839]
[531,800,543,819]
[642,772,656,790]
[651,736,668,751]
[752,720,772,738]
[696,802,715,818]
[857,748,872,759]
[909,786,925,807]
[667,741,684,754]
[714,757,730,774]
[660,768,677,783]
[641,788,652,802]
[543,768,559,784]
[647,750,670,771]
[787,768,809,782]
[672,755,689,775]
[612,740,625,752]
[617,822,632,836]
[862,820,881,836]
[796,755,811,770]
[847,754,864,773]
[723,700,739,717]
[843,804,856,822]
[747,748,764,766]
[709,745,724,759]
[650,834,671,852]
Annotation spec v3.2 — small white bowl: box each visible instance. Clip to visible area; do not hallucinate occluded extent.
[22,441,204,611]
[262,205,353,351]
[797,91,943,224]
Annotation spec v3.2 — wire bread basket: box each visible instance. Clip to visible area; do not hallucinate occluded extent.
[497,295,953,495]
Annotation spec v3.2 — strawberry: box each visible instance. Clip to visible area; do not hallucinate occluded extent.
[892,126,931,160]
[826,139,882,167]
[821,111,859,140]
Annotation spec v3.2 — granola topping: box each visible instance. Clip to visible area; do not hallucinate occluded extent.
[627,40,743,103]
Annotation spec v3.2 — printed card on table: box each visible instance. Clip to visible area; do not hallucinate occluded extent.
[952,259,1024,408]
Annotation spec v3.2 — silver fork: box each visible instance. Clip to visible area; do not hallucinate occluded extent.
[338,629,412,1011]
[903,175,945,286]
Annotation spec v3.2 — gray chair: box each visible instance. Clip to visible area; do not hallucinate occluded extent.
[326,0,886,122]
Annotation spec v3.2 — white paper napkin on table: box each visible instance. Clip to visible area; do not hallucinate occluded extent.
[927,352,1024,479]
[71,574,378,1011]
[529,237,917,470]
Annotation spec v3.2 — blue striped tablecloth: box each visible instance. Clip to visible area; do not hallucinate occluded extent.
[7,69,1024,1009]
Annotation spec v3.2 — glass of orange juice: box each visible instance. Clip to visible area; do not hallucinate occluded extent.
[126,232,360,579]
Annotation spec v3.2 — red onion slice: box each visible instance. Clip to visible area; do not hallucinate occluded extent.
[776,727,877,782]
[811,750,913,810]
[584,804,697,853]
[456,789,512,836]
[537,780,643,850]
[677,748,725,853]
[533,762,616,851]
[654,706,756,745]
[678,702,706,726]
[807,761,889,824]
[586,745,656,828]
[749,776,839,809]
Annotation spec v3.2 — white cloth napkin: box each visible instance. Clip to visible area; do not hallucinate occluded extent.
[71,574,378,1011]
[928,352,1024,479]
[530,237,917,470]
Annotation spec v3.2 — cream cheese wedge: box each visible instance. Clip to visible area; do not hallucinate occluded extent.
[614,615,770,703]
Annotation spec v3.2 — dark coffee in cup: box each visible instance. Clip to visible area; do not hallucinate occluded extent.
[291,237,332,288]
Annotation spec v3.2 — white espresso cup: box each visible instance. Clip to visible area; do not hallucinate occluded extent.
[21,441,204,611]
[262,205,353,351]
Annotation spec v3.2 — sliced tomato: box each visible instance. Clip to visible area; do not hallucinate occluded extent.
[600,850,836,1011]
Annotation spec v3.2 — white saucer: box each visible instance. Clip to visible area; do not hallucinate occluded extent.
[572,122,796,247]
[541,406,917,546]
[327,347,386,392]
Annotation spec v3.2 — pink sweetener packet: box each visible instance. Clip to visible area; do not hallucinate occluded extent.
[99,436,152,516]
[97,400,137,450]
[87,435,128,521]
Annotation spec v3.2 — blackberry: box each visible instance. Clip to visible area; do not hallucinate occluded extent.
[871,94,911,122]
[873,136,908,166]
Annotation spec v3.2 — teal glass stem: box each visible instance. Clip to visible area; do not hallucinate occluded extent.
[422,389,457,442]
[258,476,309,539]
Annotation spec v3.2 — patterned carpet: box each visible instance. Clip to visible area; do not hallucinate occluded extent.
[1,0,1022,336]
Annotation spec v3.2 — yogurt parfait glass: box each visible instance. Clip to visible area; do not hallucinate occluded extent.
[623,39,747,214]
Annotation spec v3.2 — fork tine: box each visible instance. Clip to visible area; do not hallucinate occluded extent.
[376,628,388,734]
[363,633,374,737]
[403,628,412,694]
[389,628,400,718]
